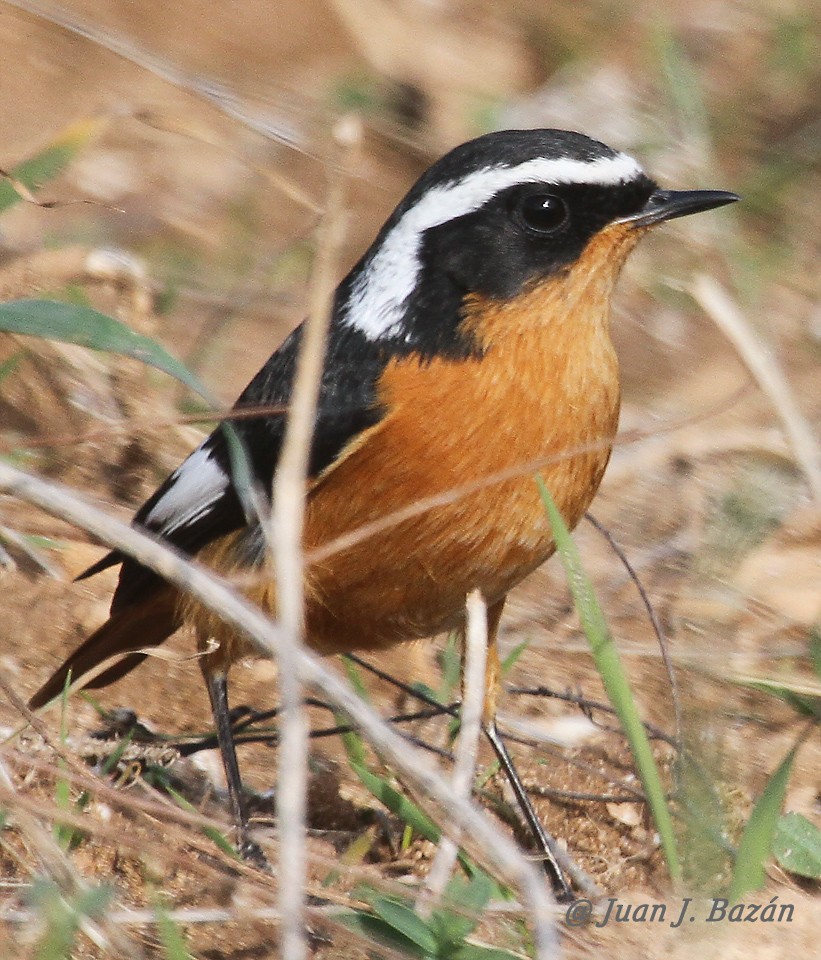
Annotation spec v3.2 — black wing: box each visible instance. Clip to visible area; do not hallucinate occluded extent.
[84,321,392,611]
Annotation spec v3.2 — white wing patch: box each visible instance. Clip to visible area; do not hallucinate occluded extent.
[144,444,229,534]
[343,151,644,342]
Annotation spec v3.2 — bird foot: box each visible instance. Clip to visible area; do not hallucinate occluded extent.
[238,836,271,871]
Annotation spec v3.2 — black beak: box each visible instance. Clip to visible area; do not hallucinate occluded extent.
[622,189,740,228]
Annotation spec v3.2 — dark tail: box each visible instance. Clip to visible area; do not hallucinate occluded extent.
[28,587,181,709]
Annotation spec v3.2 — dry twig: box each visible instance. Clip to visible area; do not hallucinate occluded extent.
[691,274,821,502]
[270,119,354,960]
[418,589,488,916]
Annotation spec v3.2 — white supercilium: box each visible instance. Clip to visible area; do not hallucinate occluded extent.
[343,152,643,341]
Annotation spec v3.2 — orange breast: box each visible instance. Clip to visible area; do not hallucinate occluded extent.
[302,254,623,653]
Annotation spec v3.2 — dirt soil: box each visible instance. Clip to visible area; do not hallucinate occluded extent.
[0,1,819,958]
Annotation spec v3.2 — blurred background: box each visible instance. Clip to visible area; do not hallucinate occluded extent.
[0,1,818,956]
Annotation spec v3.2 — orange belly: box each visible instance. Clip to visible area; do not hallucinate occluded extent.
[302,348,618,651]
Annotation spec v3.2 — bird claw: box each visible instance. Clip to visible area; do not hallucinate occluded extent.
[238,836,271,871]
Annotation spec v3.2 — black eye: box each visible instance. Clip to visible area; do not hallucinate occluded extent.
[518,193,569,234]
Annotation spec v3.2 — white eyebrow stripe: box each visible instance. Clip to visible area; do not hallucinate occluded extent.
[343,151,643,341]
[145,444,229,534]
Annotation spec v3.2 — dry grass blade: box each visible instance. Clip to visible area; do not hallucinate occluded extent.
[270,121,354,960]
[3,0,313,155]
[134,109,323,212]
[585,512,682,746]
[418,590,488,916]
[691,273,821,502]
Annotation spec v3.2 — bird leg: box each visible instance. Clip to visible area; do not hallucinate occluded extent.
[477,598,573,901]
[204,668,268,867]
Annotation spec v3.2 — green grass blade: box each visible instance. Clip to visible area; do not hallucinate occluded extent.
[348,755,478,868]
[336,659,371,768]
[0,299,263,559]
[731,675,821,720]
[500,638,529,677]
[370,897,438,954]
[336,909,425,958]
[810,627,821,678]
[349,761,441,845]
[0,350,23,385]
[0,299,265,539]
[536,477,681,881]
[0,117,106,214]
[28,879,114,960]
[451,948,524,960]
[439,631,462,701]
[153,893,194,960]
[772,811,821,879]
[100,730,134,776]
[444,868,495,915]
[428,870,496,945]
[729,744,797,900]
[342,655,372,702]
[0,299,212,401]
[337,717,369,770]
[166,787,239,860]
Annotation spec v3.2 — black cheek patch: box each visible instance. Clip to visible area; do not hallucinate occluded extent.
[422,209,586,301]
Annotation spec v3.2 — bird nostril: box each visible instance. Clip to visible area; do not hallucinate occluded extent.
[623,189,740,227]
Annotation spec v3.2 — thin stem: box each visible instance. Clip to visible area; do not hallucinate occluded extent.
[271,122,353,960]
[419,590,487,915]
[584,512,682,745]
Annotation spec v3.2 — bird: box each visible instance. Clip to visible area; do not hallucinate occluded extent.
[29,128,737,896]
